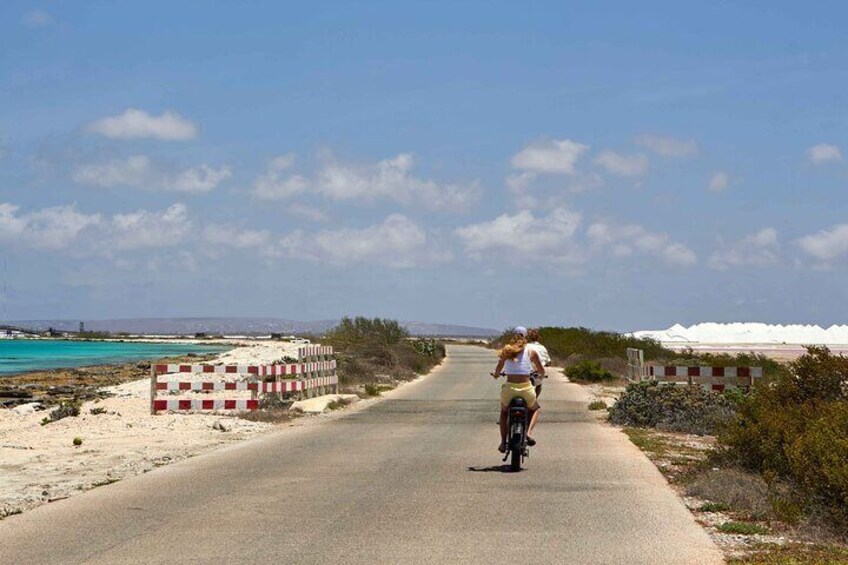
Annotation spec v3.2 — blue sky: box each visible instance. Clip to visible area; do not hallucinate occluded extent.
[2,1,848,330]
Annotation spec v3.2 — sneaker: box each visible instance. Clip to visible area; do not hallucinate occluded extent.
[526,436,537,446]
[498,442,507,453]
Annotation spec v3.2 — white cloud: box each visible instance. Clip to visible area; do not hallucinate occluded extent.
[0,202,191,254]
[708,171,730,192]
[708,228,779,270]
[807,143,843,165]
[594,151,648,177]
[108,204,191,250]
[22,10,52,28]
[567,172,604,194]
[457,208,694,267]
[635,134,699,157]
[286,203,329,223]
[505,171,537,193]
[203,226,270,248]
[272,214,450,268]
[0,203,102,250]
[252,153,480,212]
[511,139,589,175]
[252,154,308,200]
[72,155,231,193]
[798,224,848,262]
[455,207,584,264]
[86,109,198,141]
[505,172,539,208]
[587,221,697,266]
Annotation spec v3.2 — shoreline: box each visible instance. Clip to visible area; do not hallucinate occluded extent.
[0,340,306,519]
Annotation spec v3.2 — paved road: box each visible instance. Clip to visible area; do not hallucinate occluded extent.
[0,345,722,564]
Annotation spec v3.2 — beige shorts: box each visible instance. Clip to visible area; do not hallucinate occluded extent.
[500,381,538,408]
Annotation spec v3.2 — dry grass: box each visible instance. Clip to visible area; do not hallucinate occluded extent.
[622,427,711,482]
[622,426,848,562]
[588,400,608,411]
[718,521,771,535]
[728,543,848,564]
[687,468,773,519]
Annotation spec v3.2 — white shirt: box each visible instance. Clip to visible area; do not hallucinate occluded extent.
[525,342,551,367]
[503,347,533,375]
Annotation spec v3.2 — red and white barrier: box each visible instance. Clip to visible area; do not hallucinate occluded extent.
[298,345,332,357]
[152,360,336,376]
[643,365,762,392]
[153,399,259,412]
[150,346,338,414]
[645,366,763,378]
[154,377,338,394]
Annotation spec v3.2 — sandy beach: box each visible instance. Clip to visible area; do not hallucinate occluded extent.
[0,340,307,519]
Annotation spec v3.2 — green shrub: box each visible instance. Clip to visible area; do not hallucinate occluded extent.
[491,326,675,366]
[698,502,731,512]
[72,437,83,446]
[610,381,737,435]
[588,400,608,411]
[566,361,614,382]
[40,400,81,425]
[326,317,409,348]
[363,383,381,397]
[716,521,769,535]
[411,338,442,358]
[786,402,848,517]
[326,317,444,387]
[717,346,848,528]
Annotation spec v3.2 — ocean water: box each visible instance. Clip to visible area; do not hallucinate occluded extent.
[0,340,230,375]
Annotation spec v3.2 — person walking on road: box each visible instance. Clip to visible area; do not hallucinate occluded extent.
[492,326,545,453]
[525,328,550,397]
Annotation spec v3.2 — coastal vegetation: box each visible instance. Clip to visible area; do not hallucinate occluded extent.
[610,381,737,435]
[509,326,848,551]
[491,326,673,370]
[609,346,848,550]
[324,316,445,392]
[491,326,784,380]
[565,360,615,383]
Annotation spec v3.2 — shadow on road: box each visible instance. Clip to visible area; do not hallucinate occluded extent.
[467,465,521,473]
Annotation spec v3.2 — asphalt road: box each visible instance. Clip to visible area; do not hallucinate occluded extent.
[0,345,723,564]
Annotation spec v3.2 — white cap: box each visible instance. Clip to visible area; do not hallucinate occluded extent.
[513,326,528,336]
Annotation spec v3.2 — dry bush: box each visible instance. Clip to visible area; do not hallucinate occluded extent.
[596,356,628,377]
[610,381,738,435]
[687,468,772,518]
[489,326,675,365]
[566,361,614,383]
[718,346,848,528]
[325,317,444,388]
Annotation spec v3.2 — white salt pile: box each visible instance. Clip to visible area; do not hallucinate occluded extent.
[631,323,848,345]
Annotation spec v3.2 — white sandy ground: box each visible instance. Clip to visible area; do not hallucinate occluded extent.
[0,341,331,518]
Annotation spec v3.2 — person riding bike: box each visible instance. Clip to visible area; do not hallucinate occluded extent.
[525,328,551,397]
[492,326,545,453]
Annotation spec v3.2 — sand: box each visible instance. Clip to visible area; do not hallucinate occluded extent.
[0,341,307,519]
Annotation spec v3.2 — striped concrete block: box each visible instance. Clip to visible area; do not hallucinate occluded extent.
[297,345,334,358]
[153,360,337,377]
[152,399,260,412]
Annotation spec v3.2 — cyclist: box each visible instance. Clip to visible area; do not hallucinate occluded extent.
[492,326,545,453]
[525,328,551,397]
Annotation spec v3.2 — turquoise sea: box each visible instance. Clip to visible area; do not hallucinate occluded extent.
[0,340,230,375]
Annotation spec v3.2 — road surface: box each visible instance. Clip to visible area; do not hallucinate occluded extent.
[0,345,722,564]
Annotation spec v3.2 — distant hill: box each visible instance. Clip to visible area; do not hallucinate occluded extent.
[9,317,499,337]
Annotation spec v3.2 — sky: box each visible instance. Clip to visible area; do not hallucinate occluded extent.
[2,1,848,331]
